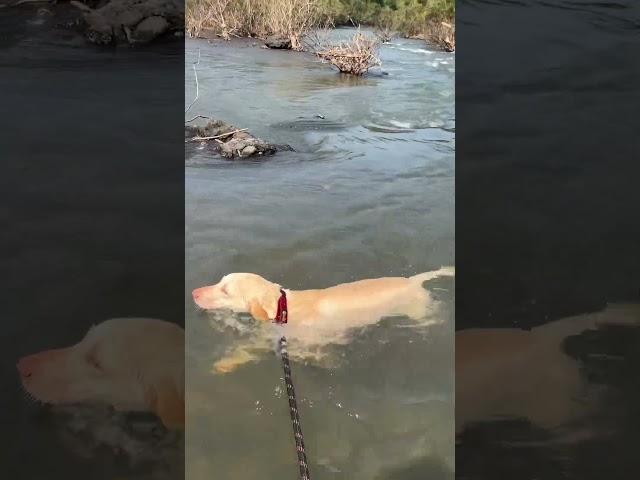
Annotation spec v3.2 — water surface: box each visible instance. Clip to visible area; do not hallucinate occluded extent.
[456,0,640,478]
[2,8,184,479]
[185,29,455,480]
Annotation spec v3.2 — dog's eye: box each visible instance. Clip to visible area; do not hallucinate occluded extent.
[86,352,102,371]
[220,285,229,295]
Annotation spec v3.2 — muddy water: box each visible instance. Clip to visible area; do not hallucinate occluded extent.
[185,29,455,479]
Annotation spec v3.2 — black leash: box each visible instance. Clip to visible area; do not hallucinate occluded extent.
[278,336,311,480]
[274,289,311,480]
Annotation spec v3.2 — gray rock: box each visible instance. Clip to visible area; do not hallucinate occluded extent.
[185,119,290,160]
[133,16,169,43]
[82,0,183,45]
[264,36,291,49]
[241,145,257,156]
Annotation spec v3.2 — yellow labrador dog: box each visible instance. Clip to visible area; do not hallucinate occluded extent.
[456,303,640,435]
[17,318,184,430]
[192,267,454,373]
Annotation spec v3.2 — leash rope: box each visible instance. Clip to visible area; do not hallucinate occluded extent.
[278,336,311,480]
[274,289,311,480]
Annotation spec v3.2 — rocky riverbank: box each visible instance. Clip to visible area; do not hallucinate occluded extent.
[72,0,183,45]
[2,0,184,45]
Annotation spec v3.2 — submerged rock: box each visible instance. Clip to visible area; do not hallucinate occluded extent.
[218,131,277,158]
[264,35,291,49]
[185,119,292,160]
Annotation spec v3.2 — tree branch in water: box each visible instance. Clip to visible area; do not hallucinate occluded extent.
[184,49,201,115]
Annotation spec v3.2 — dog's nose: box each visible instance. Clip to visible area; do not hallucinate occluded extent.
[192,288,202,300]
[17,356,35,378]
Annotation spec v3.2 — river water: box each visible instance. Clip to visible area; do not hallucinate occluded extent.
[456,1,640,479]
[2,6,184,480]
[185,29,455,480]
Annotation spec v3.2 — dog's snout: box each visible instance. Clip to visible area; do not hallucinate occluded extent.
[192,288,203,300]
[17,350,62,379]
[17,356,35,378]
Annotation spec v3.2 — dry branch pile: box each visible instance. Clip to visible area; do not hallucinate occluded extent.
[186,0,319,50]
[316,31,380,76]
[375,26,394,43]
[186,0,238,40]
[425,21,455,52]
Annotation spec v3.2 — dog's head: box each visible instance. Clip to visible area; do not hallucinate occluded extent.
[17,318,184,429]
[192,272,281,321]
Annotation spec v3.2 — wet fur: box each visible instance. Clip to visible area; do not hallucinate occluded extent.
[456,303,640,434]
[192,267,455,373]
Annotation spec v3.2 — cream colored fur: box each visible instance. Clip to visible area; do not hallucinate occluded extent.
[192,267,454,373]
[17,318,184,429]
[456,303,640,434]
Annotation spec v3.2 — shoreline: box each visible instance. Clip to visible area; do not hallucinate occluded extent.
[190,27,455,56]
[188,26,454,55]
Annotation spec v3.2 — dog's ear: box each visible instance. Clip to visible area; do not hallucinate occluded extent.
[145,376,184,430]
[249,300,270,322]
[249,282,282,321]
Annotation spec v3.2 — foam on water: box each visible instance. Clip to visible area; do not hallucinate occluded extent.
[391,45,436,55]
[389,119,415,129]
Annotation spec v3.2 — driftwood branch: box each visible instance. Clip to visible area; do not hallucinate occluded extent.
[185,114,212,123]
[318,52,374,58]
[184,49,201,115]
[185,128,248,143]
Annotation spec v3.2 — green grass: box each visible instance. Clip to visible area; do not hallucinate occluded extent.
[320,0,455,35]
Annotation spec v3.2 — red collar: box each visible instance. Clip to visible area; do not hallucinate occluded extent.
[274,289,288,324]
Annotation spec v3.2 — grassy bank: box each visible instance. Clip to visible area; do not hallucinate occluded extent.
[186,0,455,48]
[325,0,454,35]
[186,0,322,49]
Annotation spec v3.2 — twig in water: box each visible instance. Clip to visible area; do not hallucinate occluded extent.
[185,114,212,123]
[184,49,201,115]
[185,128,248,142]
